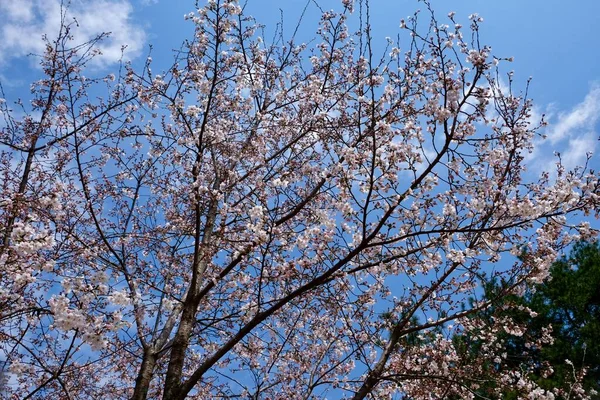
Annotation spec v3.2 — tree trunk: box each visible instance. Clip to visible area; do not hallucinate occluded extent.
[162,294,200,399]
[131,351,156,400]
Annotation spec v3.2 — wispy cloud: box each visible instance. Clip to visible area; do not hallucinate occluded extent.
[547,84,600,145]
[0,0,147,69]
[560,132,596,171]
[527,83,600,174]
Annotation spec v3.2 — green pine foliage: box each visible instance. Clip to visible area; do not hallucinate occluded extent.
[455,241,600,399]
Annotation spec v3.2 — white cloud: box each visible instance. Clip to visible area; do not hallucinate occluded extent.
[0,0,36,22]
[547,85,600,144]
[0,0,147,69]
[561,132,596,171]
[526,84,600,175]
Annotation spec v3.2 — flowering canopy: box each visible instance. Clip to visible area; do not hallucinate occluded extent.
[0,0,598,399]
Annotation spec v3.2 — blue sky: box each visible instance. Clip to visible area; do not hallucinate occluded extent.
[1,0,599,177]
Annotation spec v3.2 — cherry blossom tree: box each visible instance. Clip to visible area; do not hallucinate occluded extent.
[1,0,598,399]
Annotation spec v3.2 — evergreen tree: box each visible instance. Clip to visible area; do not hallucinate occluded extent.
[455,242,600,399]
